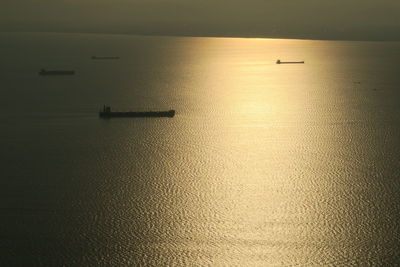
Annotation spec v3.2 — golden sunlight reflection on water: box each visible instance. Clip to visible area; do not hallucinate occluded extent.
[153,37,400,265]
[1,33,400,266]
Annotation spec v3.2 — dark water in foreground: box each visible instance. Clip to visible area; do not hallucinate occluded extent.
[1,32,400,266]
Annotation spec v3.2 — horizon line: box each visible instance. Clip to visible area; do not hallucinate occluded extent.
[1,30,399,43]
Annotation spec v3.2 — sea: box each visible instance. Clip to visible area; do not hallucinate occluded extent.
[0,32,400,266]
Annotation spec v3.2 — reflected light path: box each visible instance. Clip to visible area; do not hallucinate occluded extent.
[148,37,400,265]
[1,33,399,266]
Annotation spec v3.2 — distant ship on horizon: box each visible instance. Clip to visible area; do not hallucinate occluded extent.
[276,60,305,64]
[39,69,75,75]
[91,56,120,60]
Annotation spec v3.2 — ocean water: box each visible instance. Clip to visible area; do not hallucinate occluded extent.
[1,32,400,266]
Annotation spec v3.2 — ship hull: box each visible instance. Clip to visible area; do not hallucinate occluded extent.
[99,110,175,118]
[276,61,304,64]
[92,56,119,60]
[39,70,75,75]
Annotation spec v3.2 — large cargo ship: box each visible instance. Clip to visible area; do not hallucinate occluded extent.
[39,69,75,75]
[99,106,175,118]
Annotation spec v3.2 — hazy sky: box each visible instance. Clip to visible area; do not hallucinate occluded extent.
[1,0,400,40]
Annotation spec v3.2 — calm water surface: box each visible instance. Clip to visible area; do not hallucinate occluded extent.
[1,32,400,266]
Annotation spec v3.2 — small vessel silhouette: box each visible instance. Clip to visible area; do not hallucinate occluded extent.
[91,56,119,60]
[99,106,175,118]
[39,69,75,75]
[276,60,304,64]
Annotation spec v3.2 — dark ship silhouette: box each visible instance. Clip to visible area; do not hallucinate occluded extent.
[276,60,304,64]
[91,56,120,60]
[39,69,75,75]
[99,106,175,118]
